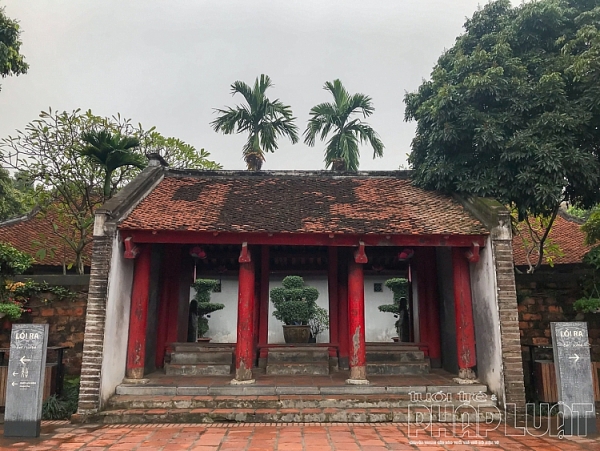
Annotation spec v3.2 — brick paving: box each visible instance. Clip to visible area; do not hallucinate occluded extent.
[0,421,597,450]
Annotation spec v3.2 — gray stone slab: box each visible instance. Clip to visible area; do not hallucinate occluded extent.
[551,322,597,436]
[320,386,386,395]
[208,386,244,396]
[4,324,49,438]
[241,386,277,396]
[386,386,426,394]
[176,386,209,396]
[116,385,177,396]
[276,386,320,395]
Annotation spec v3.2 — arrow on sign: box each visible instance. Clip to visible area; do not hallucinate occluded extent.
[19,356,31,365]
[569,354,580,363]
[11,382,17,386]
[12,371,18,376]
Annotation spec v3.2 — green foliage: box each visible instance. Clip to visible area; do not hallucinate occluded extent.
[304,79,384,172]
[0,242,33,276]
[270,276,319,326]
[211,74,299,170]
[191,279,224,338]
[0,167,29,221]
[0,301,23,320]
[80,130,145,199]
[42,377,80,420]
[309,306,329,338]
[1,108,221,274]
[405,0,600,222]
[575,246,600,313]
[379,278,409,338]
[0,7,28,92]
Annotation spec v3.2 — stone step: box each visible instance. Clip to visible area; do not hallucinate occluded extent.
[366,350,425,363]
[115,383,490,396]
[164,363,232,376]
[365,344,422,351]
[91,405,502,424]
[170,351,233,365]
[266,362,330,376]
[367,362,430,375]
[170,343,235,352]
[267,348,329,363]
[106,394,499,411]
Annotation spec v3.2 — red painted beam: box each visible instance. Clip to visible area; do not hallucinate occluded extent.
[235,249,255,381]
[347,260,367,382]
[258,246,270,360]
[122,230,487,248]
[328,247,339,356]
[126,244,152,379]
[452,247,477,379]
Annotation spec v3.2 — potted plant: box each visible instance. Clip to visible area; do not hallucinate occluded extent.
[270,275,319,343]
[378,278,409,342]
[309,306,329,343]
[191,279,224,342]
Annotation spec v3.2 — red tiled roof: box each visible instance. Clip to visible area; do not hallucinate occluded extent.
[0,210,92,268]
[120,173,489,236]
[512,214,591,266]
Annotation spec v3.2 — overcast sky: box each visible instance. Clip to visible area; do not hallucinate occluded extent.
[0,1,517,171]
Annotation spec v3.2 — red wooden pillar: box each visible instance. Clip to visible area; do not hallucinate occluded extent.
[347,243,368,383]
[452,247,477,379]
[126,244,152,379]
[338,258,349,370]
[258,246,270,362]
[328,247,339,354]
[234,243,256,383]
[415,248,442,367]
[166,245,181,345]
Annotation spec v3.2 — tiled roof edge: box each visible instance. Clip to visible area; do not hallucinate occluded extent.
[96,165,165,222]
[164,168,413,179]
[453,194,510,239]
[0,206,42,229]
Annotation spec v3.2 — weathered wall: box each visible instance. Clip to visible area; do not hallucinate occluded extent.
[470,239,504,400]
[99,232,134,407]
[0,283,88,376]
[517,269,600,376]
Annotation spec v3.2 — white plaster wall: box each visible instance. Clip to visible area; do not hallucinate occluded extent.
[470,240,505,403]
[203,274,400,344]
[364,275,398,342]
[191,275,239,343]
[99,232,134,406]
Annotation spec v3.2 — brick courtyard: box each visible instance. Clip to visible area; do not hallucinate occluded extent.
[0,421,597,450]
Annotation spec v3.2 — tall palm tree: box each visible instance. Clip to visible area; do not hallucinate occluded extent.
[304,79,384,172]
[79,130,145,199]
[211,74,299,170]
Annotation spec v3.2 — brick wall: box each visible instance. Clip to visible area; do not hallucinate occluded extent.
[517,269,600,364]
[0,286,88,376]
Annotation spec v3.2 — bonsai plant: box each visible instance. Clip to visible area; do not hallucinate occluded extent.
[270,275,319,343]
[378,277,410,342]
[191,279,224,341]
[308,306,329,343]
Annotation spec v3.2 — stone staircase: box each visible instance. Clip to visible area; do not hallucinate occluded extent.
[266,347,330,375]
[164,343,234,376]
[366,343,430,375]
[93,383,500,424]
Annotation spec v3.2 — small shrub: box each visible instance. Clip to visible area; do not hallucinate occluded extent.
[42,377,80,420]
[270,276,319,325]
[191,279,224,338]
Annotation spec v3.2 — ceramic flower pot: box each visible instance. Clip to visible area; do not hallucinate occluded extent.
[283,325,311,343]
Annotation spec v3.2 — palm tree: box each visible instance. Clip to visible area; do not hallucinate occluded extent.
[304,79,384,172]
[211,74,299,170]
[79,130,145,199]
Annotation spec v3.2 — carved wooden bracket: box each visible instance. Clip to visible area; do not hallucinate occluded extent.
[238,242,251,263]
[123,237,139,259]
[354,241,368,264]
[465,243,480,263]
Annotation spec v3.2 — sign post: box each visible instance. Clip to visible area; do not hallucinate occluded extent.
[3,324,49,438]
[551,322,597,436]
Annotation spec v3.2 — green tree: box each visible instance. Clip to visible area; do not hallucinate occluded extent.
[404,0,600,271]
[0,167,28,221]
[211,74,299,170]
[304,79,384,172]
[80,130,145,199]
[0,7,28,91]
[1,108,221,273]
